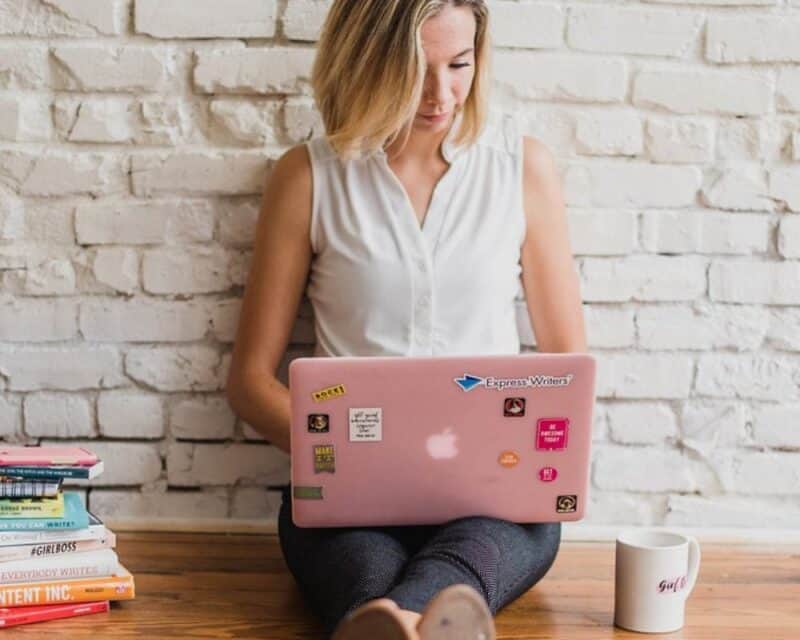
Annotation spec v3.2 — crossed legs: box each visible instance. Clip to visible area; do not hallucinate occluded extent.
[277,487,561,634]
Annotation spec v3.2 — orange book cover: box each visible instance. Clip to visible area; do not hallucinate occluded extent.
[0,565,134,607]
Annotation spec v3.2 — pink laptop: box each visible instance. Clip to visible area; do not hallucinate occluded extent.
[289,352,596,527]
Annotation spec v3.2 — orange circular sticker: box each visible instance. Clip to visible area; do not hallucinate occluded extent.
[498,451,520,468]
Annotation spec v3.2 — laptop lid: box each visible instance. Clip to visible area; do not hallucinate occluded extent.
[289,352,596,527]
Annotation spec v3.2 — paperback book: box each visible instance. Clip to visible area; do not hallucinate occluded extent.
[0,512,107,546]
[0,601,109,628]
[0,532,116,563]
[0,566,135,606]
[0,494,64,519]
[0,549,119,585]
[0,492,88,531]
[0,477,62,499]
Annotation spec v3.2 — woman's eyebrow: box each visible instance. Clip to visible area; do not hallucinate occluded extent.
[452,47,474,58]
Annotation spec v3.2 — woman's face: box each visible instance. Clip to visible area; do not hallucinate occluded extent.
[415,5,477,131]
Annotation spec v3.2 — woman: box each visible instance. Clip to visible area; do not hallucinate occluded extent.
[226,1,588,638]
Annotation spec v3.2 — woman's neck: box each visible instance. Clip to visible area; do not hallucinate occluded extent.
[383,115,456,165]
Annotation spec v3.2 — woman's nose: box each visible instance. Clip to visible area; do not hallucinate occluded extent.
[424,81,448,107]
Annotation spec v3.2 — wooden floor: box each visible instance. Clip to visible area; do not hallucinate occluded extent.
[1,532,798,638]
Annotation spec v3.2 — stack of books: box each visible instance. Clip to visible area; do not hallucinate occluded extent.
[0,446,134,628]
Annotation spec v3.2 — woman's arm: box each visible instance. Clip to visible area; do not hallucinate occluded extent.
[225,144,313,454]
[519,136,588,354]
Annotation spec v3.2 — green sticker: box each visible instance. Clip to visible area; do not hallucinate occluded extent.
[294,486,324,500]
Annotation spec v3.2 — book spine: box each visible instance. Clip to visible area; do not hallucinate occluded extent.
[0,499,64,519]
[0,467,90,479]
[0,507,63,519]
[0,509,63,519]
[0,517,86,531]
[0,447,97,467]
[0,576,134,606]
[0,551,118,585]
[0,526,106,547]
[0,601,109,628]
[0,535,116,563]
[0,480,61,499]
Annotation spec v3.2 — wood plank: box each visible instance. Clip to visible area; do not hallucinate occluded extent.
[0,533,796,638]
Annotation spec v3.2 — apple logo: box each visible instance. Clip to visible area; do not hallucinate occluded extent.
[426,427,458,459]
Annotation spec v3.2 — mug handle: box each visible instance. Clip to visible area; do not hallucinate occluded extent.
[684,535,701,596]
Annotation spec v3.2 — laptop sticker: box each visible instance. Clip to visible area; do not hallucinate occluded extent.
[536,418,569,450]
[349,408,383,442]
[503,397,526,417]
[498,451,520,468]
[308,414,329,433]
[556,495,577,513]
[454,372,574,392]
[293,486,324,500]
[313,445,336,473]
[312,383,346,402]
[539,466,558,482]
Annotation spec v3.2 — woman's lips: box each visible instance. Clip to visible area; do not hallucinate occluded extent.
[419,111,449,123]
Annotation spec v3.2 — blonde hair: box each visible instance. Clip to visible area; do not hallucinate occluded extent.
[310,0,491,161]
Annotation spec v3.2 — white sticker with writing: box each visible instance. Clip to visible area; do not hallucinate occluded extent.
[349,408,383,442]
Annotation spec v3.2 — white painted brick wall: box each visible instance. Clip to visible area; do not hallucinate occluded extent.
[24,393,94,438]
[568,6,702,57]
[135,0,277,39]
[0,0,797,532]
[170,396,236,440]
[97,391,165,439]
[93,248,138,294]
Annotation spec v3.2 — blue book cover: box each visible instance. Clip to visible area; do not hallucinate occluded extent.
[0,493,88,531]
[0,461,103,480]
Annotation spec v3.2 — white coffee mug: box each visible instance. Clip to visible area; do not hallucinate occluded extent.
[614,529,701,633]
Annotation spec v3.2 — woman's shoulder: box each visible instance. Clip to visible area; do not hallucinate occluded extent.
[304,134,340,166]
[263,144,314,217]
[271,143,313,187]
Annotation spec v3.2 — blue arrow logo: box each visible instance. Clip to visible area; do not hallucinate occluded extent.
[454,374,484,392]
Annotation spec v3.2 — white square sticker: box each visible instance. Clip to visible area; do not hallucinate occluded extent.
[349,408,382,442]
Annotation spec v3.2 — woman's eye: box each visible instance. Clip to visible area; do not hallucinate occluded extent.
[451,63,470,69]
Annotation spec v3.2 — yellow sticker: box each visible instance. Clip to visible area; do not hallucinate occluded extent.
[312,383,346,402]
[313,444,336,474]
[498,451,520,468]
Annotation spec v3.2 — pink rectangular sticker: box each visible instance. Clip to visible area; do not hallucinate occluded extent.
[536,418,569,450]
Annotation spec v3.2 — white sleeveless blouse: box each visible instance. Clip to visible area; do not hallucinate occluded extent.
[304,110,527,358]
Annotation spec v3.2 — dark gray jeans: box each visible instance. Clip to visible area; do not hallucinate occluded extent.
[277,485,562,634]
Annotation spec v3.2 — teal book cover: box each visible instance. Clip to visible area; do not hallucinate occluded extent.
[0,493,88,531]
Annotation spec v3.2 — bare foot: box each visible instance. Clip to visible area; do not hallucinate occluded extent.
[332,599,420,639]
[396,608,422,628]
[416,585,496,640]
